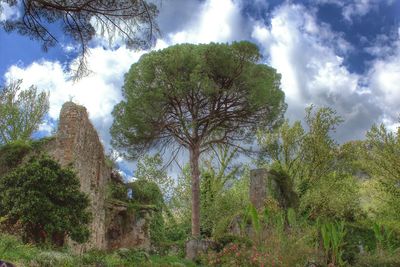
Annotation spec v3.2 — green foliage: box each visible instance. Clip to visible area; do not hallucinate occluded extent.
[200,145,242,237]
[257,119,305,179]
[0,79,49,145]
[107,182,128,202]
[0,137,56,176]
[300,172,362,220]
[318,220,347,266]
[354,249,400,267]
[0,233,196,267]
[31,251,75,267]
[206,166,251,239]
[364,124,400,221]
[0,233,42,264]
[258,106,362,221]
[0,140,32,172]
[203,211,316,267]
[214,234,253,251]
[136,153,175,200]
[268,162,299,209]
[373,223,397,252]
[342,222,376,263]
[128,179,166,245]
[0,156,91,245]
[129,179,164,207]
[111,41,285,158]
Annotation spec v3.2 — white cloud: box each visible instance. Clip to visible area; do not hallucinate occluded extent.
[4,0,246,138]
[4,46,146,151]
[368,30,400,126]
[251,3,381,141]
[3,0,247,176]
[314,0,395,23]
[0,1,20,21]
[167,0,245,44]
[342,0,376,21]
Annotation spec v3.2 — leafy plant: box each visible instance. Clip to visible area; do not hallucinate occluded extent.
[373,223,396,252]
[319,220,347,266]
[0,156,91,245]
[0,79,49,145]
[106,182,128,202]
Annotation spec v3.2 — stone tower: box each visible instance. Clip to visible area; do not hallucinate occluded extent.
[47,102,110,252]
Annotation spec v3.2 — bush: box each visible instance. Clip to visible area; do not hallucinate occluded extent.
[107,182,128,202]
[355,250,400,267]
[343,222,376,264]
[0,141,32,172]
[0,156,91,245]
[300,172,362,221]
[0,233,40,264]
[128,179,166,246]
[30,251,74,267]
[128,179,164,206]
[214,234,253,251]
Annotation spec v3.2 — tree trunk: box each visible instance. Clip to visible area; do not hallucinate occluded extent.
[189,145,201,237]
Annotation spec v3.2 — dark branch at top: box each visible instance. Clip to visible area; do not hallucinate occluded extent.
[1,0,159,79]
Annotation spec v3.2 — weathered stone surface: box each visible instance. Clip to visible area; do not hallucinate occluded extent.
[46,102,110,252]
[105,201,152,251]
[44,102,152,253]
[249,169,268,211]
[185,239,216,260]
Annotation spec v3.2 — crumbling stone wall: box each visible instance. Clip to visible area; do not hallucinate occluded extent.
[249,169,269,211]
[45,102,152,253]
[47,102,110,252]
[250,168,299,211]
[106,201,152,251]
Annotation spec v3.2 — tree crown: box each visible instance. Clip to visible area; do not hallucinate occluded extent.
[0,79,49,145]
[111,41,286,159]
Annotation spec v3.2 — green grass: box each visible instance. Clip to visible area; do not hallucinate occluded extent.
[0,234,197,267]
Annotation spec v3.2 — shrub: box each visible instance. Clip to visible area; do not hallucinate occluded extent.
[342,222,376,264]
[0,156,91,245]
[0,233,40,264]
[355,250,400,267]
[128,179,164,206]
[107,182,128,202]
[214,234,253,251]
[128,179,166,246]
[30,251,74,267]
[0,141,32,172]
[300,172,362,221]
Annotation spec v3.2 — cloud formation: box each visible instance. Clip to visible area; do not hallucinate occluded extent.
[2,0,399,167]
[251,3,383,141]
[4,46,146,148]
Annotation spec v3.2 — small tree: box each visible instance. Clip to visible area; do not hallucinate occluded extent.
[0,156,91,245]
[364,124,400,220]
[111,41,286,237]
[136,153,175,199]
[0,80,49,145]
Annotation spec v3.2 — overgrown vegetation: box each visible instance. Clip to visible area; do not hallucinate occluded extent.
[0,156,91,246]
[1,41,400,266]
[0,233,197,267]
[0,79,49,145]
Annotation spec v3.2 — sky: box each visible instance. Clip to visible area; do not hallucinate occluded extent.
[1,0,400,176]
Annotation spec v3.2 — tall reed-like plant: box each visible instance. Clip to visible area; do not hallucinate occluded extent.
[372,223,395,252]
[318,220,347,266]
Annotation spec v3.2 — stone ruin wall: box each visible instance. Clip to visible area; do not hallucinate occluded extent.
[46,102,109,252]
[43,102,283,253]
[45,102,151,253]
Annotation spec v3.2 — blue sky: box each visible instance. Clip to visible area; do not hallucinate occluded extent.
[1,0,400,176]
